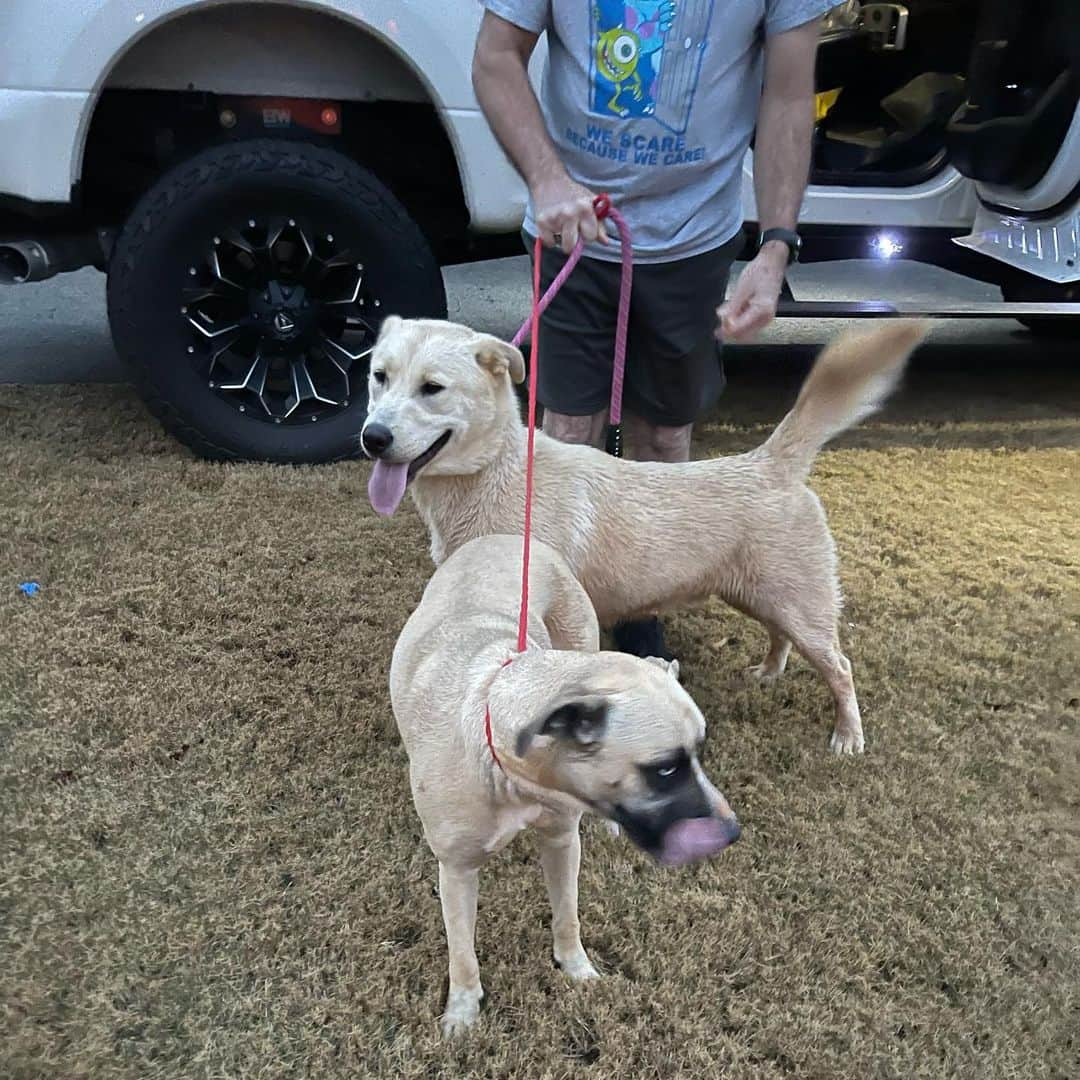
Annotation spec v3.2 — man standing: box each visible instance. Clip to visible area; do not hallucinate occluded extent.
[473,0,832,659]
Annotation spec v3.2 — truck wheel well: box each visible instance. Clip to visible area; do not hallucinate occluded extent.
[78,3,472,262]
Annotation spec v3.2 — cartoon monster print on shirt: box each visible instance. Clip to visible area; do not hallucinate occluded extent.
[589,0,714,134]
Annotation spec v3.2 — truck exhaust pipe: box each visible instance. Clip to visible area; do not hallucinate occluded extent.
[0,241,49,284]
[0,233,108,284]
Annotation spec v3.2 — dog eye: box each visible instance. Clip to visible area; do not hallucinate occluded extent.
[372,370,387,385]
[640,754,689,791]
[420,381,444,396]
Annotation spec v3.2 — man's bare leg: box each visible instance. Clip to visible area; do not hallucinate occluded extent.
[623,414,694,463]
[544,410,694,463]
[542,409,609,448]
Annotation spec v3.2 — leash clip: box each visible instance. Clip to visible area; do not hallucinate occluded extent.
[592,193,612,220]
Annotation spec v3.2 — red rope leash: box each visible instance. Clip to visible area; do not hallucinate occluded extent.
[486,195,633,771]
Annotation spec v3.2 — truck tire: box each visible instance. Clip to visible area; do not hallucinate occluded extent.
[107,139,446,462]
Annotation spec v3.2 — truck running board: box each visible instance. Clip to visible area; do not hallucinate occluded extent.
[774,299,1080,319]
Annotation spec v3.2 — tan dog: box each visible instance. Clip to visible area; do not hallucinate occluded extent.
[368,318,930,755]
[390,533,739,1035]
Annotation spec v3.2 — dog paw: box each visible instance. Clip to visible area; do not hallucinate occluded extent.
[643,656,680,681]
[828,727,865,755]
[556,949,601,982]
[746,662,783,685]
[441,986,483,1037]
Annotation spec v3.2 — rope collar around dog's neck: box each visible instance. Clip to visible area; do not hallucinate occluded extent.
[484,657,515,773]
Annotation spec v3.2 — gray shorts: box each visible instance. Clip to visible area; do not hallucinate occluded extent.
[527,232,743,427]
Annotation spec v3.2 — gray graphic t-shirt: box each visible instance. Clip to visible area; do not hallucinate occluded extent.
[483,0,834,262]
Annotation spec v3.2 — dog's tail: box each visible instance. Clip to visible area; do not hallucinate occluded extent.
[758,319,930,482]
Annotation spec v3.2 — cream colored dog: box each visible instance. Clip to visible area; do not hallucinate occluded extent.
[368,318,930,755]
[390,533,740,1035]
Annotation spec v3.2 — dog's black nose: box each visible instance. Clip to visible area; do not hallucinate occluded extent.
[362,423,394,458]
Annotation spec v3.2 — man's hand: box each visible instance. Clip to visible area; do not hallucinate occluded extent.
[716,241,787,341]
[533,172,606,255]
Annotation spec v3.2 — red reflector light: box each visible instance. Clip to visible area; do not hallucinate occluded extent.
[321,107,339,128]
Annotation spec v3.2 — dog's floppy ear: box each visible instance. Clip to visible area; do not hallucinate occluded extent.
[542,701,608,744]
[475,336,526,385]
[644,656,681,682]
[375,314,403,344]
[515,700,608,757]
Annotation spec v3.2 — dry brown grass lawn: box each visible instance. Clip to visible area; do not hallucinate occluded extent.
[2,353,1078,1079]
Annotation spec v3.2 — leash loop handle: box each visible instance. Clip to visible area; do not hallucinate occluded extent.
[512,193,633,651]
[515,236,543,654]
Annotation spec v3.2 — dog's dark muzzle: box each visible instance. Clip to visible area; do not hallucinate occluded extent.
[611,781,740,867]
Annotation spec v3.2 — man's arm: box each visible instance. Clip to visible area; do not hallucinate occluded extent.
[718,17,821,340]
[472,9,602,253]
[754,17,819,259]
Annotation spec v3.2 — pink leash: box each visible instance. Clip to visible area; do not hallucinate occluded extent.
[510,194,634,456]
[485,194,633,772]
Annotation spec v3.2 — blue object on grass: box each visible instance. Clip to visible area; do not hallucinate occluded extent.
[19,581,40,596]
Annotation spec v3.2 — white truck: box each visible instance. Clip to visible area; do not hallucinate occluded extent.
[1,0,1077,462]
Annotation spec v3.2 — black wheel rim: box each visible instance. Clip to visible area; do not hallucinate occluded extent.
[181,218,378,424]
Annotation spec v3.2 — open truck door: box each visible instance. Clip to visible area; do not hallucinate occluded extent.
[763,0,1079,331]
[949,0,1080,334]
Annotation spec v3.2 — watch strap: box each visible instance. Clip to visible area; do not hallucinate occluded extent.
[759,227,801,264]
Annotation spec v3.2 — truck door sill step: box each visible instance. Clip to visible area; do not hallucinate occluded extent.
[774,300,1079,318]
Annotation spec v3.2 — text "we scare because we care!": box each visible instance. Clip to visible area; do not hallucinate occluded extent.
[565,124,706,166]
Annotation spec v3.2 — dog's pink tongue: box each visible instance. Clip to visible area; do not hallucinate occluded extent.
[657,817,739,867]
[368,460,409,516]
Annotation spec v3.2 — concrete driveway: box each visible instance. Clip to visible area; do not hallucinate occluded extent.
[1,256,1072,384]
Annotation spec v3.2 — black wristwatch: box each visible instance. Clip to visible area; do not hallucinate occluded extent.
[758,227,802,265]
